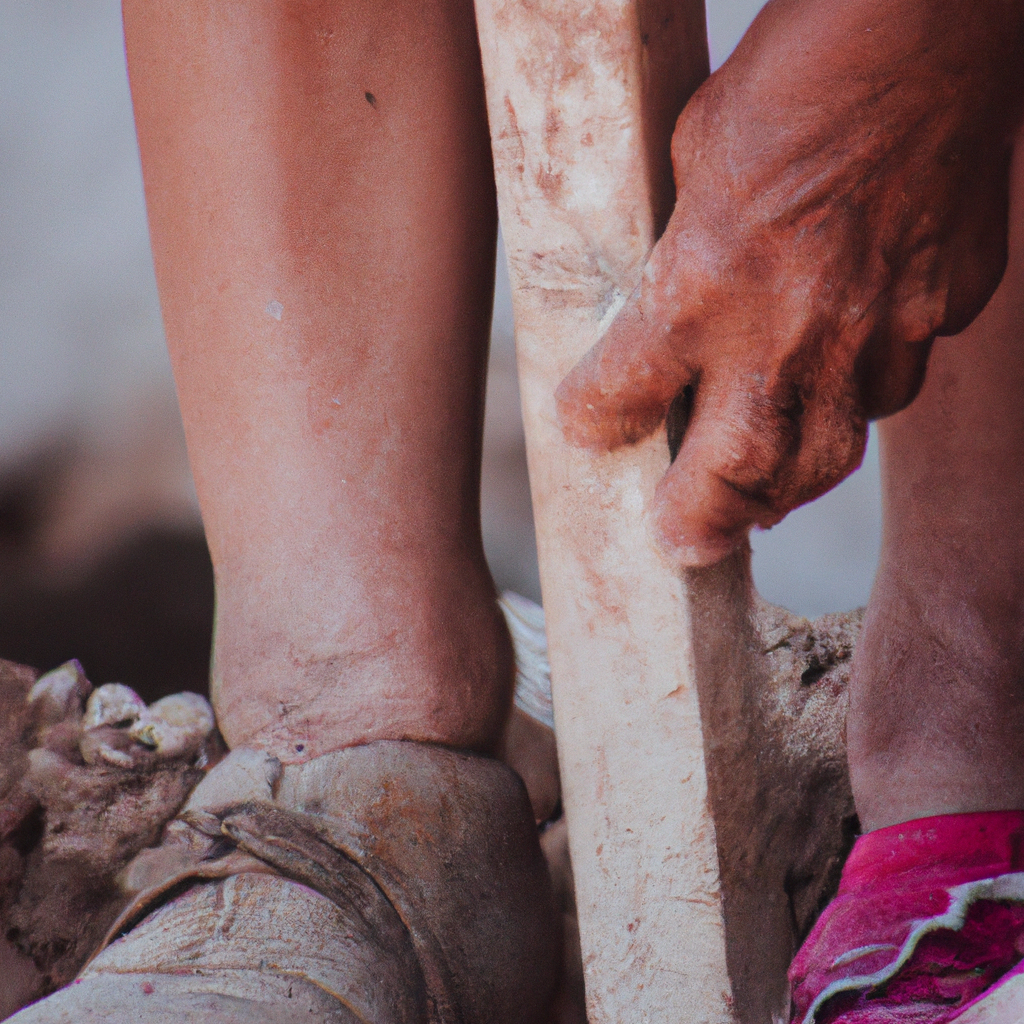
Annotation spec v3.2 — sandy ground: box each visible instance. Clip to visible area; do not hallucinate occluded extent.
[0,0,881,695]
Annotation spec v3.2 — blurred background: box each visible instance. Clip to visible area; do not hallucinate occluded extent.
[0,0,881,701]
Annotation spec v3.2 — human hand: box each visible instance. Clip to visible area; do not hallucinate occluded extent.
[557,0,1022,566]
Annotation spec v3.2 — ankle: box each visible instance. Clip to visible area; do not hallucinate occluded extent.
[848,565,1024,831]
[209,562,514,762]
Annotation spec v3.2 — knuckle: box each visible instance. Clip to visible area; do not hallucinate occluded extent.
[785,409,866,508]
[708,388,801,499]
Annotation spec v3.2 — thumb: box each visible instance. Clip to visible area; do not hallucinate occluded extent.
[556,242,698,451]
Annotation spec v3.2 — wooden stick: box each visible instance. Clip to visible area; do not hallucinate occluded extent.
[474,2,738,1020]
[477,6,866,1020]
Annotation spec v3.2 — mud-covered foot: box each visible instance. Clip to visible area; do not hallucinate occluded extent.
[4,595,567,1023]
[0,658,221,1016]
[8,741,561,1024]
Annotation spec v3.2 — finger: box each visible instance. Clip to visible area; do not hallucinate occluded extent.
[556,239,699,451]
[779,386,867,510]
[856,327,933,420]
[940,145,1011,337]
[651,377,802,566]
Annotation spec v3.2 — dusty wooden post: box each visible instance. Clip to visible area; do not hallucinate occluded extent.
[476,3,861,1022]
[474,2,735,1020]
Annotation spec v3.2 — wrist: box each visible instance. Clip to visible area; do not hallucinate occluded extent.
[710,0,1023,152]
[672,0,1024,237]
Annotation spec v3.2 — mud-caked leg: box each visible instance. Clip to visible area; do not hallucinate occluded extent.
[9,0,559,1019]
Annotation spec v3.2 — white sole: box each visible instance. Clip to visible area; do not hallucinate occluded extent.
[955,972,1024,1023]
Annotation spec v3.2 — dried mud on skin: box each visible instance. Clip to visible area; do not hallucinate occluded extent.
[0,659,220,1017]
[0,595,860,1024]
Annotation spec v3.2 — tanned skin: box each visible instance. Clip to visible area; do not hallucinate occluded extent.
[850,139,1024,829]
[558,0,1024,565]
[122,0,510,762]
[122,0,1024,837]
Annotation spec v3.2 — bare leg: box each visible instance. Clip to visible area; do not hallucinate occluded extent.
[122,0,508,761]
[848,133,1024,831]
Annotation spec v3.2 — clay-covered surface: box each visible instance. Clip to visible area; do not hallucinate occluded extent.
[0,658,218,1017]
[12,742,560,1024]
[690,549,859,1022]
[475,0,738,1016]
[0,594,862,1024]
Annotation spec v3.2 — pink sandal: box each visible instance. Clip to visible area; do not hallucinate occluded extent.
[790,811,1024,1024]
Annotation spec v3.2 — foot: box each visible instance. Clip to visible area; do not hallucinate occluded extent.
[0,659,220,1017]
[5,595,566,1024]
[790,811,1024,1024]
[8,742,560,1024]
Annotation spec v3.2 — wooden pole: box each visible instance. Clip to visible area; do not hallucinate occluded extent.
[477,5,867,1020]
[474,2,736,1020]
